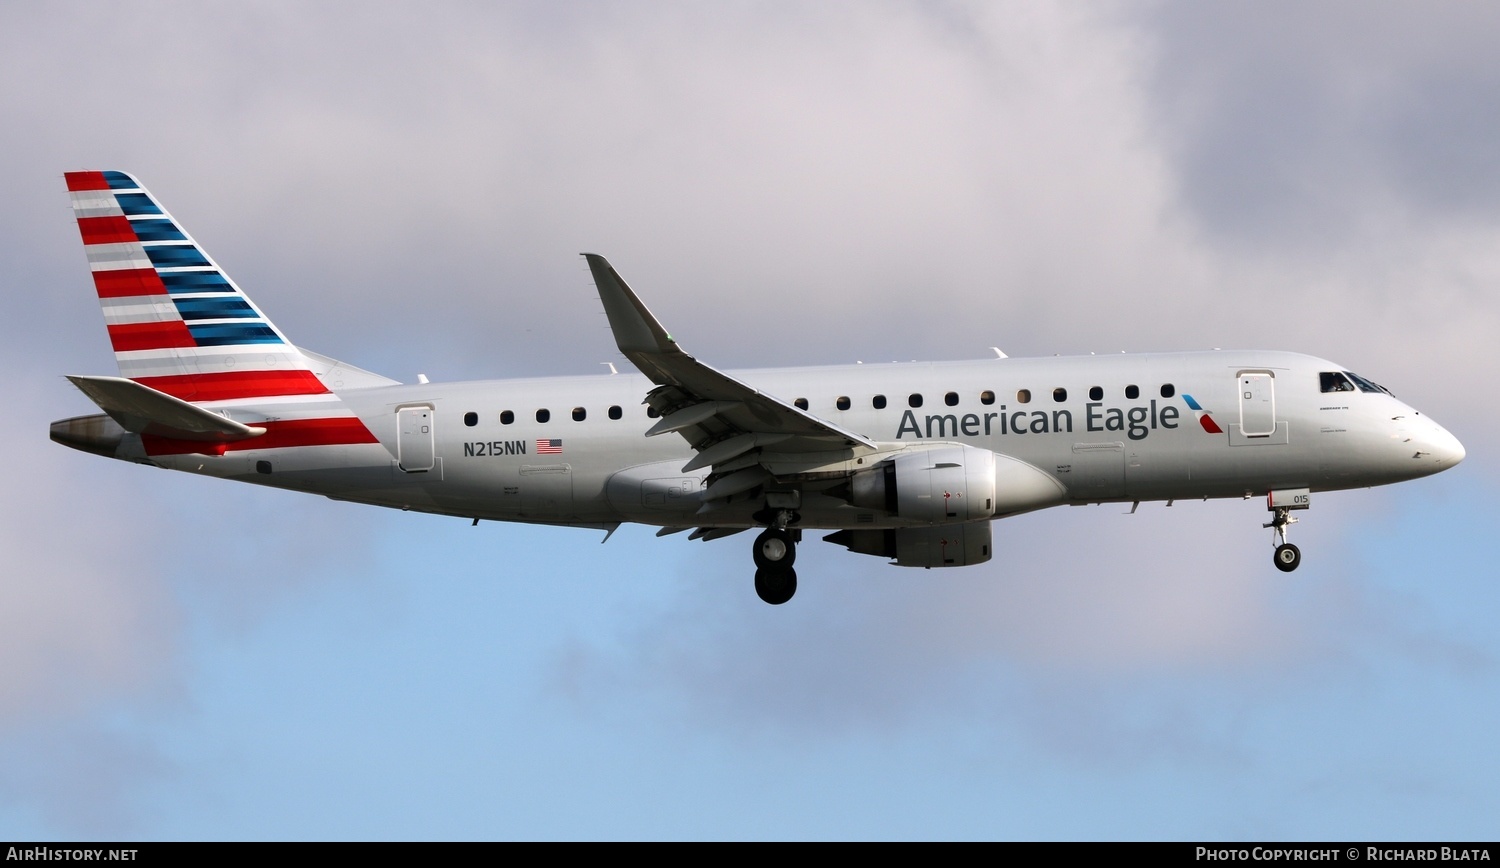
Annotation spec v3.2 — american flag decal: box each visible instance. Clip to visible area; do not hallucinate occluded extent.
[536,439,563,454]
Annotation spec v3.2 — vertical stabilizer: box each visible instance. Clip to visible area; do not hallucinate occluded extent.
[62,172,379,458]
[65,170,327,403]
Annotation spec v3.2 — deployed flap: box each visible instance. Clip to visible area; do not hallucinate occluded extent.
[583,254,874,471]
[66,375,265,441]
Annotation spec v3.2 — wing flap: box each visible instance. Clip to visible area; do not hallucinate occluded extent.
[680,432,791,473]
[646,400,744,437]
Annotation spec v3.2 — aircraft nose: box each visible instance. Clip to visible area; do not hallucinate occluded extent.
[1416,418,1465,470]
[1432,424,1465,467]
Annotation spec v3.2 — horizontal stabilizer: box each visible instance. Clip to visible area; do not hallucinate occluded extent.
[65,375,266,441]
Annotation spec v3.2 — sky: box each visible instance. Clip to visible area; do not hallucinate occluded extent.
[2,0,1498,841]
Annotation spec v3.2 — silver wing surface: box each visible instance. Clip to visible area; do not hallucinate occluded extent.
[583,253,875,502]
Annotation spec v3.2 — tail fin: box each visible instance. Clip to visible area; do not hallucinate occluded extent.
[64,170,328,404]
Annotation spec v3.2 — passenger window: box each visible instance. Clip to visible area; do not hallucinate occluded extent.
[836,396,851,411]
[1089,386,1103,401]
[1125,385,1139,399]
[647,406,660,418]
[1160,384,1175,398]
[980,390,995,405]
[909,394,923,408]
[572,407,586,421]
[608,405,622,420]
[500,410,514,425]
[1320,372,1356,393]
[944,391,959,406]
[794,398,809,410]
[1053,388,1067,403]
[873,395,887,409]
[536,409,550,423]
[463,411,478,427]
[1016,389,1031,404]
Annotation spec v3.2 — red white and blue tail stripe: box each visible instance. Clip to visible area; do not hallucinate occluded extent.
[65,171,377,455]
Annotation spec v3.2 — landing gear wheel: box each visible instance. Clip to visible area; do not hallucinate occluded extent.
[752,527,796,572]
[755,567,797,605]
[1265,499,1306,574]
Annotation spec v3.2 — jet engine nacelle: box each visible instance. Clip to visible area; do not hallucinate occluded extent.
[847,444,997,524]
[824,522,993,568]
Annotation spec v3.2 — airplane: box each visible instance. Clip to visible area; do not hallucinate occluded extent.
[51,171,1466,604]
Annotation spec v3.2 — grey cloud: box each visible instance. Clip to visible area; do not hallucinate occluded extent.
[0,399,180,728]
[1143,1,1500,247]
[549,503,1352,735]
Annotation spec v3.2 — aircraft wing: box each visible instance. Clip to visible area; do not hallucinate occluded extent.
[584,254,874,498]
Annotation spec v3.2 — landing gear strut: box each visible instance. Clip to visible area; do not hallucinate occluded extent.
[1263,489,1309,572]
[751,509,799,605]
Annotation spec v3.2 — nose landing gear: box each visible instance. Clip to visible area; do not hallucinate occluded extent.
[1264,488,1310,572]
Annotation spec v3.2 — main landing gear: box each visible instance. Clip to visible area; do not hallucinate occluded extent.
[751,510,799,605]
[1263,488,1310,572]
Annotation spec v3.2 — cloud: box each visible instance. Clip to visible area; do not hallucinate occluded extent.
[1145,1,1500,246]
[548,502,1327,730]
[0,391,179,729]
[11,0,1494,722]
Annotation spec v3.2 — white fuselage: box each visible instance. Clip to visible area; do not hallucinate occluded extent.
[129,349,1462,531]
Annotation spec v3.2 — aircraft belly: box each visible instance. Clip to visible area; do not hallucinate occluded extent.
[606,460,706,522]
[1122,441,1193,500]
[154,442,386,492]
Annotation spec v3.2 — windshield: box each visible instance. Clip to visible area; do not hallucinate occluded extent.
[1344,371,1393,396]
[1320,372,1355,393]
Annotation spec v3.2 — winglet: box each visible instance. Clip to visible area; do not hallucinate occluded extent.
[582,254,679,356]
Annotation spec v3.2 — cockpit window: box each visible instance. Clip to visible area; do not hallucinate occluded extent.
[1344,371,1392,396]
[1320,372,1355,393]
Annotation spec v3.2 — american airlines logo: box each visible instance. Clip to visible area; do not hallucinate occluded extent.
[1181,394,1224,434]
